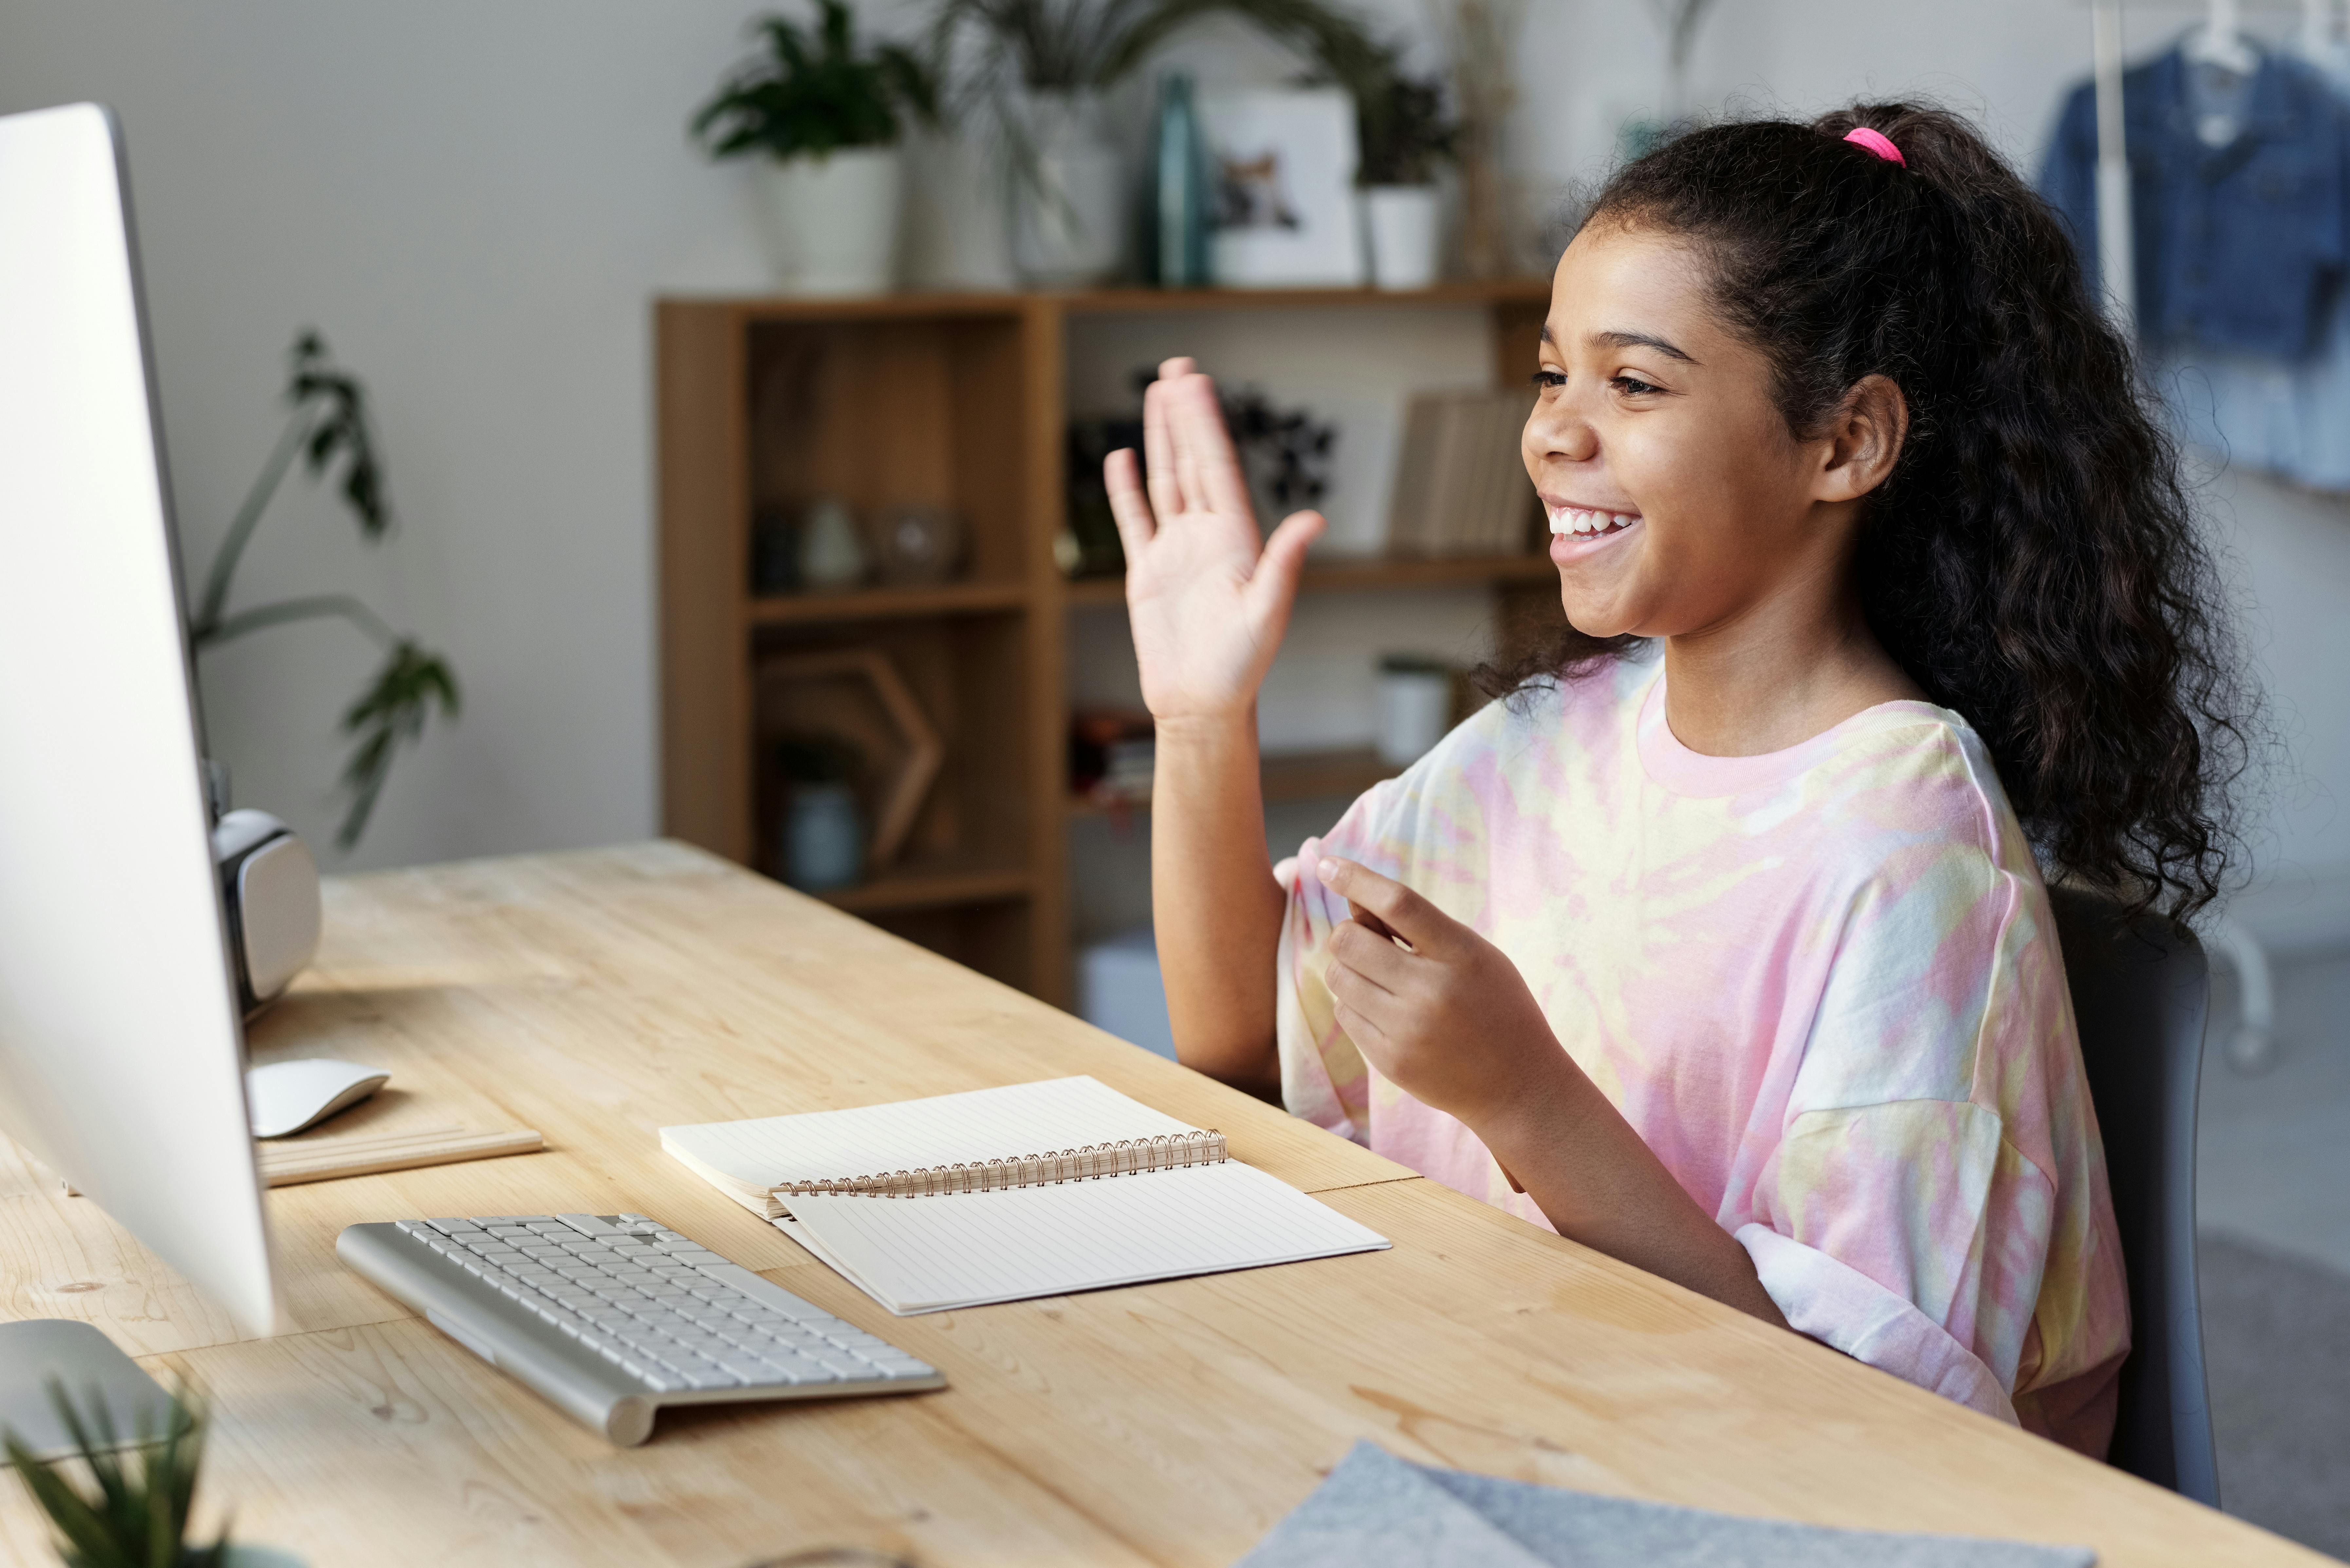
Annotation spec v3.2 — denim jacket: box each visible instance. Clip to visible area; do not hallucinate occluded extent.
[2040,46,2350,359]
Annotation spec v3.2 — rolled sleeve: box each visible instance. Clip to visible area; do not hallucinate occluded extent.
[1738,1223,2019,1426]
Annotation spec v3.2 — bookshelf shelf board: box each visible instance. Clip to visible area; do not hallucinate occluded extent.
[817,864,1034,914]
[1060,279,1554,315]
[1068,745,1401,819]
[749,581,1030,625]
[1061,553,1556,609]
[678,278,1552,323]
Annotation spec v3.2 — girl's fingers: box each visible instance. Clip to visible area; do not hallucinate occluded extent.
[1329,918,1410,989]
[1167,378,1211,518]
[1167,374,1255,520]
[1104,447,1157,561]
[1317,858,1450,954]
[1244,508,1324,630]
[1329,995,1392,1057]
[1141,377,1183,524]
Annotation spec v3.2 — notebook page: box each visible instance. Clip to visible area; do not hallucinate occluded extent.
[659,1076,1199,1191]
[779,1161,1390,1314]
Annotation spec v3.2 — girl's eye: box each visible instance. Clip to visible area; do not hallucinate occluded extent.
[1611,373,1664,396]
[1529,369,1567,391]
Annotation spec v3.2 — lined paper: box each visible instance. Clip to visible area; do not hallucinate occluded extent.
[662,1077,1199,1191]
[781,1162,1391,1314]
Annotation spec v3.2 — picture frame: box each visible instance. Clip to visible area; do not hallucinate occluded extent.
[1201,87,1365,289]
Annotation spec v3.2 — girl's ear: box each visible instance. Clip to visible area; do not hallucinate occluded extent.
[1814,374,1909,504]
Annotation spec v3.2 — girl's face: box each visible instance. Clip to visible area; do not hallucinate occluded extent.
[1524,224,1886,641]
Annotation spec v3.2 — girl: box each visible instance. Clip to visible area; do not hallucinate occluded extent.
[1101,103,2244,1458]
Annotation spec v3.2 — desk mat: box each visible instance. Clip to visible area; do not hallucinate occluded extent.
[1239,1442,2096,1568]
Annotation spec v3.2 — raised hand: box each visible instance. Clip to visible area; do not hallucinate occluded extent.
[1104,358,1325,725]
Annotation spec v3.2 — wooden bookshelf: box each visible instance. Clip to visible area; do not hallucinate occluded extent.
[657,280,1557,1005]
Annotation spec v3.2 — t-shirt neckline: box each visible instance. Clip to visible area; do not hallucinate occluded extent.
[1634,668,1956,798]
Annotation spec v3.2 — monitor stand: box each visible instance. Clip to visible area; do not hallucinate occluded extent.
[0,1320,174,1461]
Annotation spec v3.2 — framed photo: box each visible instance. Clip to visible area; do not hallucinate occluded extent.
[1201,87,1364,288]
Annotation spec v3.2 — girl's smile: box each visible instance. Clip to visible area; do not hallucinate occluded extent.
[1544,499,1643,566]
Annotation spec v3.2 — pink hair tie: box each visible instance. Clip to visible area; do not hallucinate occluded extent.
[1843,126,1905,167]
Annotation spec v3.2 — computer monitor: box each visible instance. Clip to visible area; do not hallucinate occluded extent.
[0,101,281,1352]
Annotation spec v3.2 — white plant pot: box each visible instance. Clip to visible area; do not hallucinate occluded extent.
[902,128,1015,292]
[751,147,903,297]
[1364,185,1443,292]
[1376,665,1453,766]
[1010,91,1124,288]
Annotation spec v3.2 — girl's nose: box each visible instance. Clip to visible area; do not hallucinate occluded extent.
[1525,401,1599,467]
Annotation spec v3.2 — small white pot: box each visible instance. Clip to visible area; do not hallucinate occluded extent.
[1010,90,1124,288]
[1375,662,1453,766]
[1364,185,1442,292]
[751,147,904,297]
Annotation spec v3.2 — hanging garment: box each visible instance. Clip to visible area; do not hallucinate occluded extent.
[2043,44,2350,490]
[2041,44,2350,360]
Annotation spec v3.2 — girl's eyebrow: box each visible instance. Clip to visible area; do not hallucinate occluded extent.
[1590,328,1698,365]
[1537,323,1700,365]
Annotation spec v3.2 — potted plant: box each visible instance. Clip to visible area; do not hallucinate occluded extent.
[693,0,938,297]
[1355,72,1457,289]
[4,1380,300,1568]
[924,0,1387,287]
[190,330,459,852]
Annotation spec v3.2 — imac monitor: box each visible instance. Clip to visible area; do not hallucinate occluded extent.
[0,102,280,1342]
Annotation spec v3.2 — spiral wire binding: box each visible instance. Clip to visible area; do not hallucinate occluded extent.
[777,1129,1229,1200]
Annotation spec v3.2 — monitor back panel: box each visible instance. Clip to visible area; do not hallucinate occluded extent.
[0,103,277,1335]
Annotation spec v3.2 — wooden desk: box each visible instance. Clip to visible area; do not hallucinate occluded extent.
[0,843,2324,1566]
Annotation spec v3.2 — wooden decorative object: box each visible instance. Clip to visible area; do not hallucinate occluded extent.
[758,648,944,868]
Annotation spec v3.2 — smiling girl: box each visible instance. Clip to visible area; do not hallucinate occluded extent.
[1103,104,2244,1456]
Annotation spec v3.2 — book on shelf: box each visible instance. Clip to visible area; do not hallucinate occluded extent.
[1383,390,1542,558]
[659,1076,1390,1315]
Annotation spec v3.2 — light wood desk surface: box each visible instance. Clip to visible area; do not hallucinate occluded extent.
[0,842,2323,1566]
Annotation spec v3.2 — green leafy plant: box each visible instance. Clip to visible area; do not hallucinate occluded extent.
[1355,72,1457,186]
[188,330,460,851]
[926,0,1447,199]
[3,1380,230,1568]
[924,0,1390,202]
[693,0,938,161]
[926,0,1379,94]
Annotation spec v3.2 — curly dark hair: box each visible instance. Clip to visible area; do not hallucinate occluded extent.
[1481,102,2249,922]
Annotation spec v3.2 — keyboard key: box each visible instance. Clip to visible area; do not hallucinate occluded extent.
[558,1213,624,1235]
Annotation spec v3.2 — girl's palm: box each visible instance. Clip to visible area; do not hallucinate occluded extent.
[1105,360,1324,723]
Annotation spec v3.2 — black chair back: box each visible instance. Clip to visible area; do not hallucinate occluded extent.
[2047,886,2219,1504]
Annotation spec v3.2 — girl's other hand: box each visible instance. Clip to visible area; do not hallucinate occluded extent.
[1317,856,1578,1130]
[1104,358,1325,726]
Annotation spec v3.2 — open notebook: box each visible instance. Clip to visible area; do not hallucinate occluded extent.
[659,1076,1389,1314]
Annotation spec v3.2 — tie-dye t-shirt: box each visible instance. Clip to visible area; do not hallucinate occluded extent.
[1275,654,2130,1455]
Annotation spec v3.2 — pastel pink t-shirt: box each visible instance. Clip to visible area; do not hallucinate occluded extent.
[1275,655,2130,1455]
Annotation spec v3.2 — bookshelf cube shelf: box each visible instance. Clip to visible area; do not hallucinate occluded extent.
[658,280,1560,1005]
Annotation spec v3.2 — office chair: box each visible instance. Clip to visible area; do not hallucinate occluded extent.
[2046,886,2220,1506]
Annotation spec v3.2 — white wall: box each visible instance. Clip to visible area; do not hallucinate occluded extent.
[7,0,2347,919]
[1,1,774,871]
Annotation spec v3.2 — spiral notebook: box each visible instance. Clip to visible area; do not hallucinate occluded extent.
[659,1077,1390,1315]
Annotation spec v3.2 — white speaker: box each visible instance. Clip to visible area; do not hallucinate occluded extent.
[210,808,321,1012]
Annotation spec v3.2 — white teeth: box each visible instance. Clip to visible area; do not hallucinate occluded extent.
[1547,506,1640,537]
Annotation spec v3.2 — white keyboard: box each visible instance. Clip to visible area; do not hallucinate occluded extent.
[336,1212,943,1445]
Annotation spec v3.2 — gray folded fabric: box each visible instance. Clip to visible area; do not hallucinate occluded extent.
[1238,1442,2097,1568]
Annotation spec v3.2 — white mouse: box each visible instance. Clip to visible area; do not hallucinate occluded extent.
[246,1057,389,1139]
